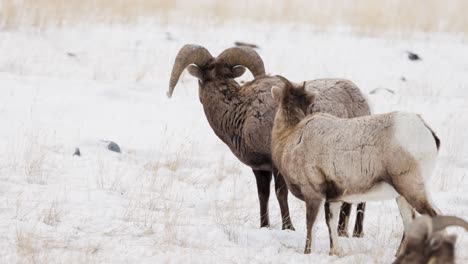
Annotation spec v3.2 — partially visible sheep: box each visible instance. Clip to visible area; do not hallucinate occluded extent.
[270,77,441,255]
[393,215,468,264]
[168,44,370,235]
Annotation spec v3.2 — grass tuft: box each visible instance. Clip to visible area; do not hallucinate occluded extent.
[1,0,468,35]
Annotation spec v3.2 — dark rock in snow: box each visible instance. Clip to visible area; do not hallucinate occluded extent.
[73,148,81,156]
[400,76,407,82]
[234,41,260,49]
[106,141,121,153]
[406,51,421,61]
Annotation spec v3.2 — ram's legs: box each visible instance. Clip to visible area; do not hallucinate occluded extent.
[273,168,295,230]
[337,203,351,237]
[253,169,272,228]
[353,202,366,237]
[338,202,366,238]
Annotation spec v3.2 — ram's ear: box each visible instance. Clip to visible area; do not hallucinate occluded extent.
[187,65,204,79]
[271,86,283,103]
[232,66,246,78]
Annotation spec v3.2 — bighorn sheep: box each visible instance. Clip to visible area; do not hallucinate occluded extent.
[394,215,468,264]
[270,77,441,255]
[168,44,370,235]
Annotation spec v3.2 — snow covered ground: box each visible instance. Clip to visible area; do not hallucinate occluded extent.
[0,22,467,263]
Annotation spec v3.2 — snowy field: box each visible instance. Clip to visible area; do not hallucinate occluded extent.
[0,21,468,263]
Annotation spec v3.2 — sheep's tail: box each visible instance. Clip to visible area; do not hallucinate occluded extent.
[418,115,440,151]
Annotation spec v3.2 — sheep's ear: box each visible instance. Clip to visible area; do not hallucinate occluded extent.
[271,86,282,103]
[232,66,246,78]
[187,65,204,79]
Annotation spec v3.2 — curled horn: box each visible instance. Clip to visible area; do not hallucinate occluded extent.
[275,75,294,88]
[167,44,213,98]
[431,215,468,233]
[406,215,468,245]
[217,46,265,78]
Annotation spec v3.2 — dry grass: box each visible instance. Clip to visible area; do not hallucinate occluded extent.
[40,200,63,226]
[1,0,467,35]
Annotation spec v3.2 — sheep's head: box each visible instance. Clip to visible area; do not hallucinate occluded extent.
[167,44,265,98]
[271,76,315,117]
[394,215,468,264]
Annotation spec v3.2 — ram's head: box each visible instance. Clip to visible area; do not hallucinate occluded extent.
[167,44,265,98]
[394,215,468,264]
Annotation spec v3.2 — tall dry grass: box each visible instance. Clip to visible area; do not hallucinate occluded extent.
[1,0,467,35]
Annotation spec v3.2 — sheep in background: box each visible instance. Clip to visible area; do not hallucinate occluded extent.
[168,44,370,235]
[270,77,441,255]
[394,215,468,264]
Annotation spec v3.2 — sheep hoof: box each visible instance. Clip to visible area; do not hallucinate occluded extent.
[282,222,295,231]
[329,247,344,257]
[353,231,364,238]
[338,230,349,237]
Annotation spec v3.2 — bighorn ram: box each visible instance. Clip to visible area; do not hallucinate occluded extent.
[270,77,441,255]
[168,44,370,235]
[394,215,468,264]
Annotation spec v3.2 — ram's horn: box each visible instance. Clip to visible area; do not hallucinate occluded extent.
[217,46,265,78]
[168,44,213,98]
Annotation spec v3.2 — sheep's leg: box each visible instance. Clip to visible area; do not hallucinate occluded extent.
[395,196,416,256]
[304,199,322,254]
[393,178,438,217]
[273,168,295,230]
[337,202,351,237]
[353,202,366,238]
[253,169,272,228]
[325,201,343,256]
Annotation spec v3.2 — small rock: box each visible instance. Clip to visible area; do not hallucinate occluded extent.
[406,51,421,61]
[73,148,81,156]
[66,52,77,58]
[234,41,259,49]
[400,76,407,82]
[106,141,121,153]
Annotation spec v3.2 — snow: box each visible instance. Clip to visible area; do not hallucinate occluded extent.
[0,22,467,263]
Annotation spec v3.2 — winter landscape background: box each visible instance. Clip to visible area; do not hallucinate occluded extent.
[0,0,467,263]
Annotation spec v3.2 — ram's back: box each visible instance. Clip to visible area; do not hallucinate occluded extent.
[305,79,371,118]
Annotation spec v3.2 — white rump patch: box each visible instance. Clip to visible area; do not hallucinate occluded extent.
[393,112,438,183]
[340,182,399,203]
[393,112,436,158]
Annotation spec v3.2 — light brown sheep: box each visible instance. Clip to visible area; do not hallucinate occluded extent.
[270,77,441,255]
